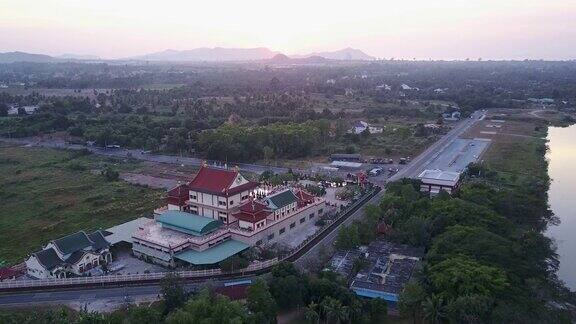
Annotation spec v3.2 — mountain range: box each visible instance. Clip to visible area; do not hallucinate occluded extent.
[0,51,57,63]
[128,47,375,62]
[0,47,375,63]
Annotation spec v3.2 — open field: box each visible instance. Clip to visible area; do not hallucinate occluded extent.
[0,144,163,265]
[0,88,108,98]
[463,113,549,184]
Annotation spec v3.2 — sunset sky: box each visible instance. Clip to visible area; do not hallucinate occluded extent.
[1,0,575,60]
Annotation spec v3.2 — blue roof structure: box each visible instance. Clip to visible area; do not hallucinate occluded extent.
[352,287,399,302]
[157,211,221,236]
[174,240,249,265]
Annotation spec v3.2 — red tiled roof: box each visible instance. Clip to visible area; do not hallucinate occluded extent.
[167,183,189,206]
[239,199,268,213]
[214,284,248,300]
[188,166,259,196]
[234,199,271,223]
[295,189,315,203]
[0,267,20,280]
[227,181,260,196]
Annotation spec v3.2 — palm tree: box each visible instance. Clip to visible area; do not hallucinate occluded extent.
[336,305,350,324]
[321,297,342,324]
[347,299,363,323]
[422,294,447,324]
[305,301,320,324]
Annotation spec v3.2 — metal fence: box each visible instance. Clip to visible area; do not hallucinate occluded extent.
[0,259,278,290]
[0,187,380,292]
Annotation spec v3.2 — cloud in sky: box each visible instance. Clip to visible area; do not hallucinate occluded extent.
[0,0,575,59]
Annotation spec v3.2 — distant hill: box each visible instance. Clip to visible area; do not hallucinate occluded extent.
[292,47,375,61]
[0,51,57,63]
[265,54,330,65]
[269,53,291,63]
[57,54,101,60]
[129,47,280,62]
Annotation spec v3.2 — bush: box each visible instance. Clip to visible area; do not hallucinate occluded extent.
[219,255,249,272]
[102,167,119,181]
[67,161,87,171]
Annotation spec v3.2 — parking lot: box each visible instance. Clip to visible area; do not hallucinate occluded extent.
[108,248,168,275]
[418,138,491,173]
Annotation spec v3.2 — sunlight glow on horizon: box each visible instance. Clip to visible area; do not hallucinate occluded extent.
[1,0,575,60]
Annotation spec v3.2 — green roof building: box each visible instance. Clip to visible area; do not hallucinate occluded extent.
[157,210,222,236]
[265,189,298,210]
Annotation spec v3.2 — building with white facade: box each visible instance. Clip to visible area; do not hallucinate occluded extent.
[134,166,326,267]
[418,169,461,195]
[25,231,111,279]
[172,166,260,224]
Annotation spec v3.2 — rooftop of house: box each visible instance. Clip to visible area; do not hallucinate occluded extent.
[157,210,222,236]
[234,199,272,223]
[133,217,231,248]
[348,240,424,300]
[418,169,461,184]
[168,183,189,199]
[51,231,109,256]
[294,189,315,204]
[33,230,109,270]
[187,165,259,196]
[265,189,298,210]
[174,239,249,265]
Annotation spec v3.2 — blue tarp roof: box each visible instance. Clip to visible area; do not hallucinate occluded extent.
[351,287,399,302]
[157,211,221,236]
[174,240,249,265]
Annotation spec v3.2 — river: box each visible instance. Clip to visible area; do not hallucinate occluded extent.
[547,124,576,291]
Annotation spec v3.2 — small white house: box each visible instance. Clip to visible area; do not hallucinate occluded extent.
[442,111,461,121]
[418,169,461,195]
[349,121,383,134]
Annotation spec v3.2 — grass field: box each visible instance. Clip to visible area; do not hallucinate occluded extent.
[0,144,163,265]
[464,115,549,186]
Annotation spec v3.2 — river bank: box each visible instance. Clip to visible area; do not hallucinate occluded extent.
[546,124,576,291]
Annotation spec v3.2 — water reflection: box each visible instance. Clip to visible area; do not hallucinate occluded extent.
[547,125,576,290]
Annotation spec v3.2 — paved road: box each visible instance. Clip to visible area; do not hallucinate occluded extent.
[295,110,485,267]
[0,138,293,175]
[0,112,484,307]
[0,278,250,309]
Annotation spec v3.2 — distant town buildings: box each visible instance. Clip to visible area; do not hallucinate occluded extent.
[349,121,383,135]
[442,110,461,121]
[400,83,419,91]
[330,153,362,162]
[7,104,39,115]
[528,98,555,104]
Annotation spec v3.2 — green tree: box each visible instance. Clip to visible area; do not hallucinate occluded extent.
[269,262,308,309]
[161,272,187,314]
[305,301,321,324]
[166,290,248,324]
[321,296,344,324]
[422,294,447,324]
[363,298,388,323]
[0,103,8,117]
[247,279,277,324]
[125,305,163,323]
[398,282,426,324]
[220,255,249,272]
[428,256,509,300]
[446,294,493,323]
[102,166,119,182]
